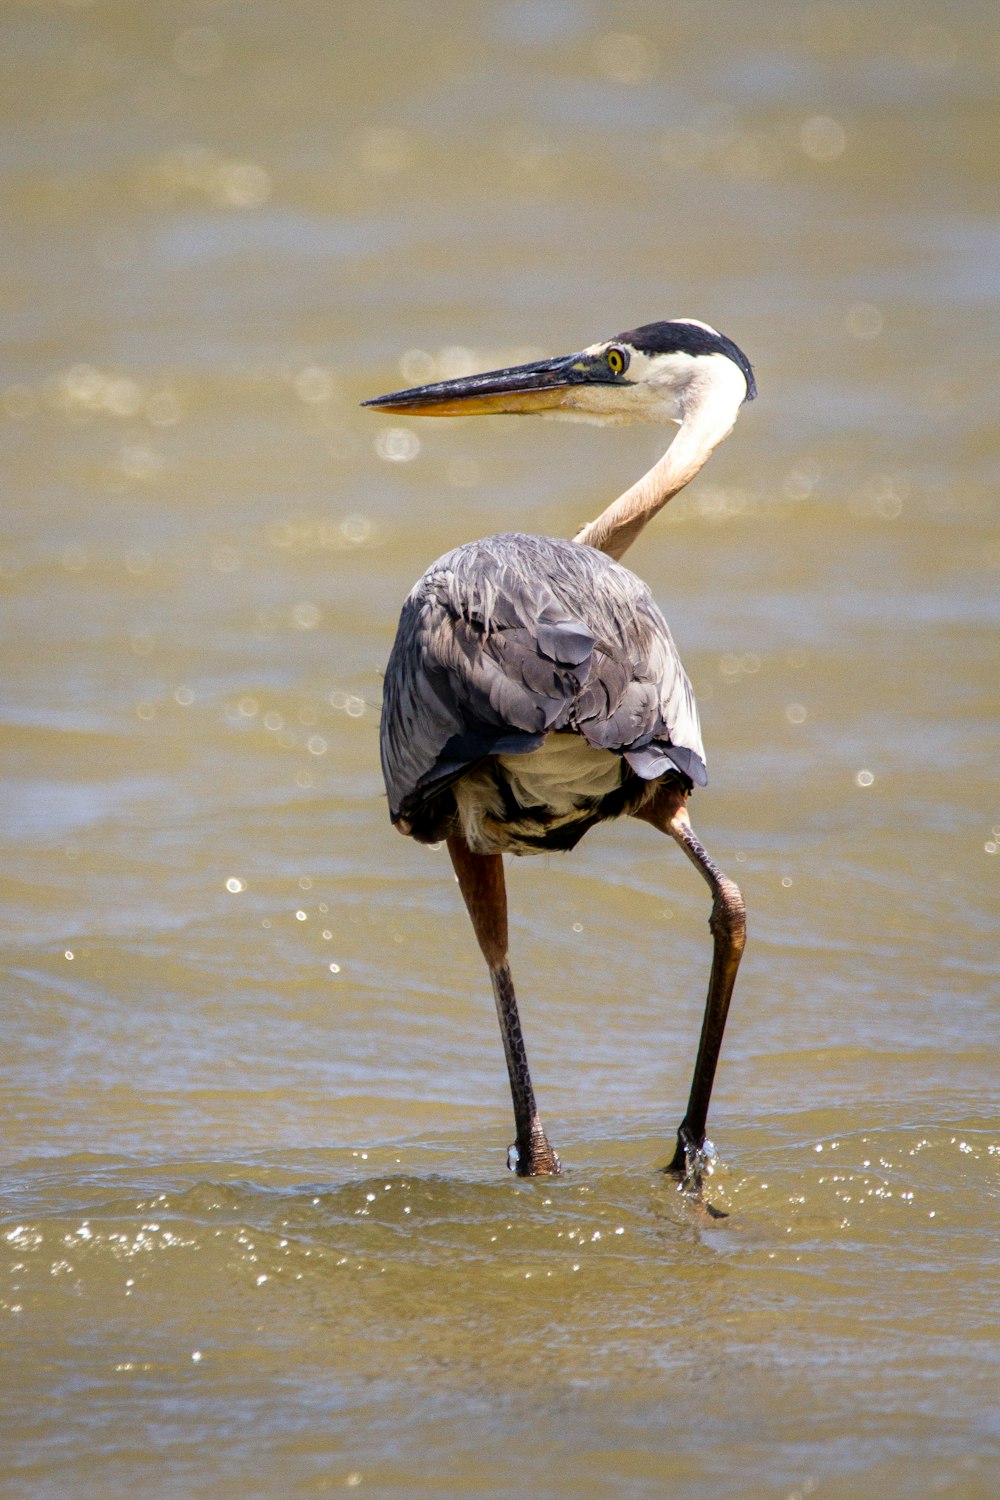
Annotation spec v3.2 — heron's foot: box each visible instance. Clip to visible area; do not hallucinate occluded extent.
[507,1133,561,1177]
[665,1127,727,1216]
[666,1123,718,1193]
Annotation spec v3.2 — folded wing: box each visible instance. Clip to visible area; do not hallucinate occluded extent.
[380,532,705,835]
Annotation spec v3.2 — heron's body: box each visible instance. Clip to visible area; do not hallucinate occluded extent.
[381,532,703,854]
[366,319,754,1183]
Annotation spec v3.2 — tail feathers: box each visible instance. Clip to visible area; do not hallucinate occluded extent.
[414,727,547,796]
[623,741,708,787]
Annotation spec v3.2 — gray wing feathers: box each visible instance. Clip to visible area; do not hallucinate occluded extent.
[380,533,705,821]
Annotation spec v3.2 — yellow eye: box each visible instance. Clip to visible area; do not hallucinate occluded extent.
[606,346,627,375]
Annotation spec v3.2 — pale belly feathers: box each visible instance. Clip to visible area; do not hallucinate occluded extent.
[453,731,631,855]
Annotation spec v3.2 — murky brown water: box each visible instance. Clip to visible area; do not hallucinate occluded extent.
[2,2,998,1496]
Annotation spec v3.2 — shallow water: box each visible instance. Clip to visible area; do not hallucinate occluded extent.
[1,2,998,1496]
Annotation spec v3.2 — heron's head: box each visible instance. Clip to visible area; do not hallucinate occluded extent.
[362,320,755,434]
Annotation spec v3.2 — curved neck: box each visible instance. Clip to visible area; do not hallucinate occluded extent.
[569,426,704,561]
[571,369,744,561]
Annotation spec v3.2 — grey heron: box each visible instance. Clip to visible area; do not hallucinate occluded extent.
[365,319,755,1184]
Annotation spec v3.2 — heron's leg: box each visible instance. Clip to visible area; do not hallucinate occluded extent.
[446,834,560,1177]
[636,786,746,1184]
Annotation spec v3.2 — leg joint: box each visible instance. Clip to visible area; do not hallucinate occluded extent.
[710,876,746,952]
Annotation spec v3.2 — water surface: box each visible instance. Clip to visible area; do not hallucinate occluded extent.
[1,2,997,1496]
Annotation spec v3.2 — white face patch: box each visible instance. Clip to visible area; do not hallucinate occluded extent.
[552,342,747,428]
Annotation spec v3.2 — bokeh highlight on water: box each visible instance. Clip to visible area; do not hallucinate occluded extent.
[1,3,997,1496]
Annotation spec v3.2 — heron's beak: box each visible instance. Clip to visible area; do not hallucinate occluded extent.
[362,352,594,417]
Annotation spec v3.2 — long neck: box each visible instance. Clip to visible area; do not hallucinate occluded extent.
[571,374,743,561]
